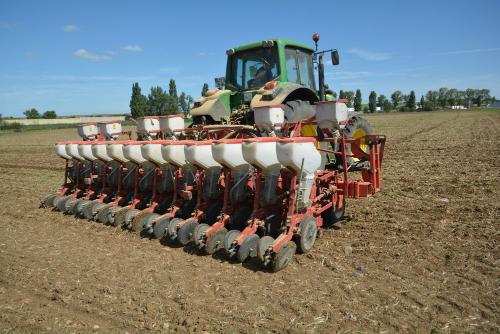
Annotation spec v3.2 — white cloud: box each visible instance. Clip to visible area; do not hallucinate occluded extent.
[74,49,112,62]
[347,48,391,61]
[122,45,143,52]
[435,48,500,56]
[62,24,78,32]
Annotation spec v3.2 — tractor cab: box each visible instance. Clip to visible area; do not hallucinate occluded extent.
[190,36,339,125]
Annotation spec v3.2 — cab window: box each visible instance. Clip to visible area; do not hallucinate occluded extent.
[285,47,315,91]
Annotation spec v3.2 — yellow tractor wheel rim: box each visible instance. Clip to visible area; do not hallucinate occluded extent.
[301,124,320,148]
[352,128,368,153]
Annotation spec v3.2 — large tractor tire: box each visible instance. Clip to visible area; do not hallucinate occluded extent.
[342,117,373,164]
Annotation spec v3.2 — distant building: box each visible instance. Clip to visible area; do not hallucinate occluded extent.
[451,105,467,110]
[488,100,500,108]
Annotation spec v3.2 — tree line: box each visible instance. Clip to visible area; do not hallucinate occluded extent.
[337,88,495,113]
[23,108,57,119]
[129,80,203,119]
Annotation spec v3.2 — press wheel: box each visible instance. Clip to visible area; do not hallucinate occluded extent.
[236,234,259,262]
[271,241,296,272]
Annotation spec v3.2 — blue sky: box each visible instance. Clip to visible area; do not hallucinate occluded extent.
[1,0,499,117]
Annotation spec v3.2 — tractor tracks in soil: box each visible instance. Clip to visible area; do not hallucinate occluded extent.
[391,113,461,145]
[0,163,64,172]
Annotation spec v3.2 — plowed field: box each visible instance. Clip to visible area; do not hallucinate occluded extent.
[0,110,499,333]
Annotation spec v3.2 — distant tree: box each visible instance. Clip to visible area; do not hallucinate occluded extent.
[343,91,354,108]
[130,82,148,118]
[475,89,491,107]
[169,79,178,99]
[42,110,57,119]
[368,91,377,113]
[186,95,194,113]
[23,108,40,119]
[464,88,475,108]
[491,96,497,104]
[391,91,402,110]
[420,95,425,111]
[377,94,387,110]
[425,90,439,109]
[447,88,458,106]
[362,105,369,112]
[338,90,344,99]
[178,92,188,115]
[201,83,209,97]
[438,87,449,108]
[354,89,362,111]
[407,91,416,110]
[147,86,177,116]
[382,100,392,112]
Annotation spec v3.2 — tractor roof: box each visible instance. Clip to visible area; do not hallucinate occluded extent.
[232,38,314,52]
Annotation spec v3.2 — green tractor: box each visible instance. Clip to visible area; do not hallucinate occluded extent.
[191,34,337,125]
[190,34,372,146]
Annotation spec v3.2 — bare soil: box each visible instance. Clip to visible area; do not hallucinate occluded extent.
[0,110,499,333]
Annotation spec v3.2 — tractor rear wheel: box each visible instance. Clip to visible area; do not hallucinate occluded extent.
[342,117,373,164]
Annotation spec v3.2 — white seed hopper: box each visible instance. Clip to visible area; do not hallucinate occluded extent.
[91,142,114,162]
[212,139,250,172]
[106,141,130,164]
[77,122,99,140]
[315,100,349,129]
[159,114,184,136]
[137,117,160,137]
[277,137,322,207]
[65,142,86,161]
[123,141,148,165]
[242,137,281,172]
[276,137,322,175]
[78,143,98,162]
[54,142,72,160]
[98,121,122,140]
[253,105,285,131]
[142,141,168,166]
[184,140,222,170]
[161,140,189,167]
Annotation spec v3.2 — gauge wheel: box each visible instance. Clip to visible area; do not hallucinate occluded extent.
[40,192,58,208]
[54,195,71,212]
[152,216,171,239]
[71,199,87,216]
[258,236,275,265]
[298,216,318,254]
[63,197,79,214]
[236,234,259,262]
[142,213,160,235]
[205,227,228,255]
[127,210,143,232]
[271,241,296,272]
[177,219,198,245]
[193,223,209,251]
[167,217,184,241]
[224,230,240,259]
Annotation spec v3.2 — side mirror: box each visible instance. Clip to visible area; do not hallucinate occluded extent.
[331,50,340,66]
[214,77,225,90]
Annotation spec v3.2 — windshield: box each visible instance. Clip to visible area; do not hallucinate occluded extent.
[228,46,279,90]
[285,47,315,91]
